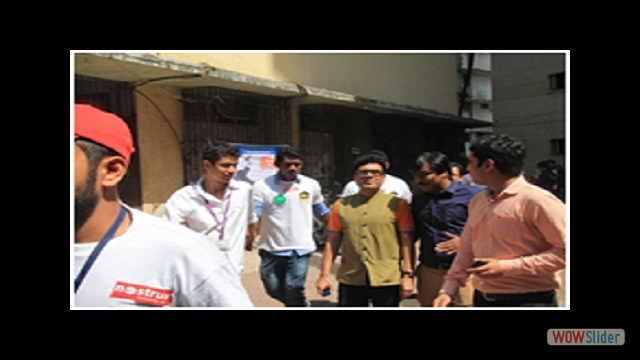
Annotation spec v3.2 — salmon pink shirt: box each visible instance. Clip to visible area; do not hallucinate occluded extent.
[442,176,566,295]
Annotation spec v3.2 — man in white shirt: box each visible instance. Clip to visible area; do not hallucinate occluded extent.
[253,146,330,307]
[341,150,412,204]
[74,105,252,308]
[164,142,258,276]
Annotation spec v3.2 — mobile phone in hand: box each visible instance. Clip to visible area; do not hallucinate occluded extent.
[470,260,488,269]
[322,288,332,297]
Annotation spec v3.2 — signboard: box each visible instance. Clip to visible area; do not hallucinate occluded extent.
[233,144,285,185]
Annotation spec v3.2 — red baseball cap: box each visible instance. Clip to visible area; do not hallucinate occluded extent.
[74,104,136,163]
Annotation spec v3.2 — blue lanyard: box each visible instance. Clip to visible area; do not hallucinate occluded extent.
[75,206,128,294]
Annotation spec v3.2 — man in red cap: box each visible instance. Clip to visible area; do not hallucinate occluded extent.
[74,104,253,307]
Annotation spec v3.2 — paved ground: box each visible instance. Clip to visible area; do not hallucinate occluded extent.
[241,246,566,308]
[241,247,420,308]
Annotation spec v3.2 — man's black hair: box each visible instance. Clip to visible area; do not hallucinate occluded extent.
[275,146,304,166]
[202,141,241,164]
[352,154,387,174]
[369,150,389,163]
[469,134,526,177]
[411,151,451,176]
[76,139,118,174]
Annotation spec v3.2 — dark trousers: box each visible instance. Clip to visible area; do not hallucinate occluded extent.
[339,282,400,307]
[473,290,557,307]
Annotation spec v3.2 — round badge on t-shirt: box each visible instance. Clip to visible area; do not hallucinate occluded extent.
[273,195,287,205]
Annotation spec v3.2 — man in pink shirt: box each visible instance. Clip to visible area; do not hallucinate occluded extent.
[434,134,566,307]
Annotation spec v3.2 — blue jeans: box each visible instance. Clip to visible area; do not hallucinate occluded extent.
[259,250,311,307]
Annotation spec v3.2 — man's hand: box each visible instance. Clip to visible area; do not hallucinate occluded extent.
[433,293,453,307]
[401,276,414,299]
[244,226,256,251]
[316,275,335,295]
[467,258,504,279]
[435,232,461,255]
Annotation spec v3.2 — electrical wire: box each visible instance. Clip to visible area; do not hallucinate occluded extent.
[134,89,183,146]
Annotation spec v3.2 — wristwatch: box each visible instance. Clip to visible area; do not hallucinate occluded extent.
[401,270,415,279]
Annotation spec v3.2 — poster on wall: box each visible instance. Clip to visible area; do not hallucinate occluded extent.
[233,144,286,185]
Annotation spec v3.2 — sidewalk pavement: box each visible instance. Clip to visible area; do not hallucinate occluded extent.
[241,247,420,308]
[241,247,566,308]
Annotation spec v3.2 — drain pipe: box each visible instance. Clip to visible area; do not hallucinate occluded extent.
[459,53,475,117]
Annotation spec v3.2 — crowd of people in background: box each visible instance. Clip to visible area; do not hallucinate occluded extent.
[74,105,566,308]
[531,160,565,202]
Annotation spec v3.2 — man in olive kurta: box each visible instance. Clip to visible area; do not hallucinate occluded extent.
[316,154,415,307]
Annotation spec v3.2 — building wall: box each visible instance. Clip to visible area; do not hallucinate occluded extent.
[76,53,474,212]
[492,54,566,175]
[135,84,184,214]
[157,53,459,115]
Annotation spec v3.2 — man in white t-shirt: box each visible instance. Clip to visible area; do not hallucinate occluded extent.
[164,142,258,276]
[74,105,252,308]
[342,150,412,204]
[253,146,330,307]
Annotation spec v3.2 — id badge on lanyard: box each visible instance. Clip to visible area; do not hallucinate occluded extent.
[201,190,233,251]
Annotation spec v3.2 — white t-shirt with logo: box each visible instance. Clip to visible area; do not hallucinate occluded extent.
[74,206,253,308]
[253,174,325,252]
[163,178,258,275]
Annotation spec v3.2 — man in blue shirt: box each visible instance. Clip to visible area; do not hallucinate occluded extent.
[411,152,482,307]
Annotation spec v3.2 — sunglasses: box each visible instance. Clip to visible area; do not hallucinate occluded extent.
[354,170,385,176]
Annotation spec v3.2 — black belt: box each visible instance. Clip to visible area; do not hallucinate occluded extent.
[476,290,556,303]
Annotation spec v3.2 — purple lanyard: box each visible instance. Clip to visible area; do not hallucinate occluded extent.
[201,190,232,240]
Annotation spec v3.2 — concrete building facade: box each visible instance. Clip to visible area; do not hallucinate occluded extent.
[74,52,490,213]
[491,53,566,176]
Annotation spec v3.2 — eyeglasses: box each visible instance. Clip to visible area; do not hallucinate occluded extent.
[354,170,385,176]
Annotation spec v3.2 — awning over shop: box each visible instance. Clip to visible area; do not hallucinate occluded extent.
[75,53,491,128]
